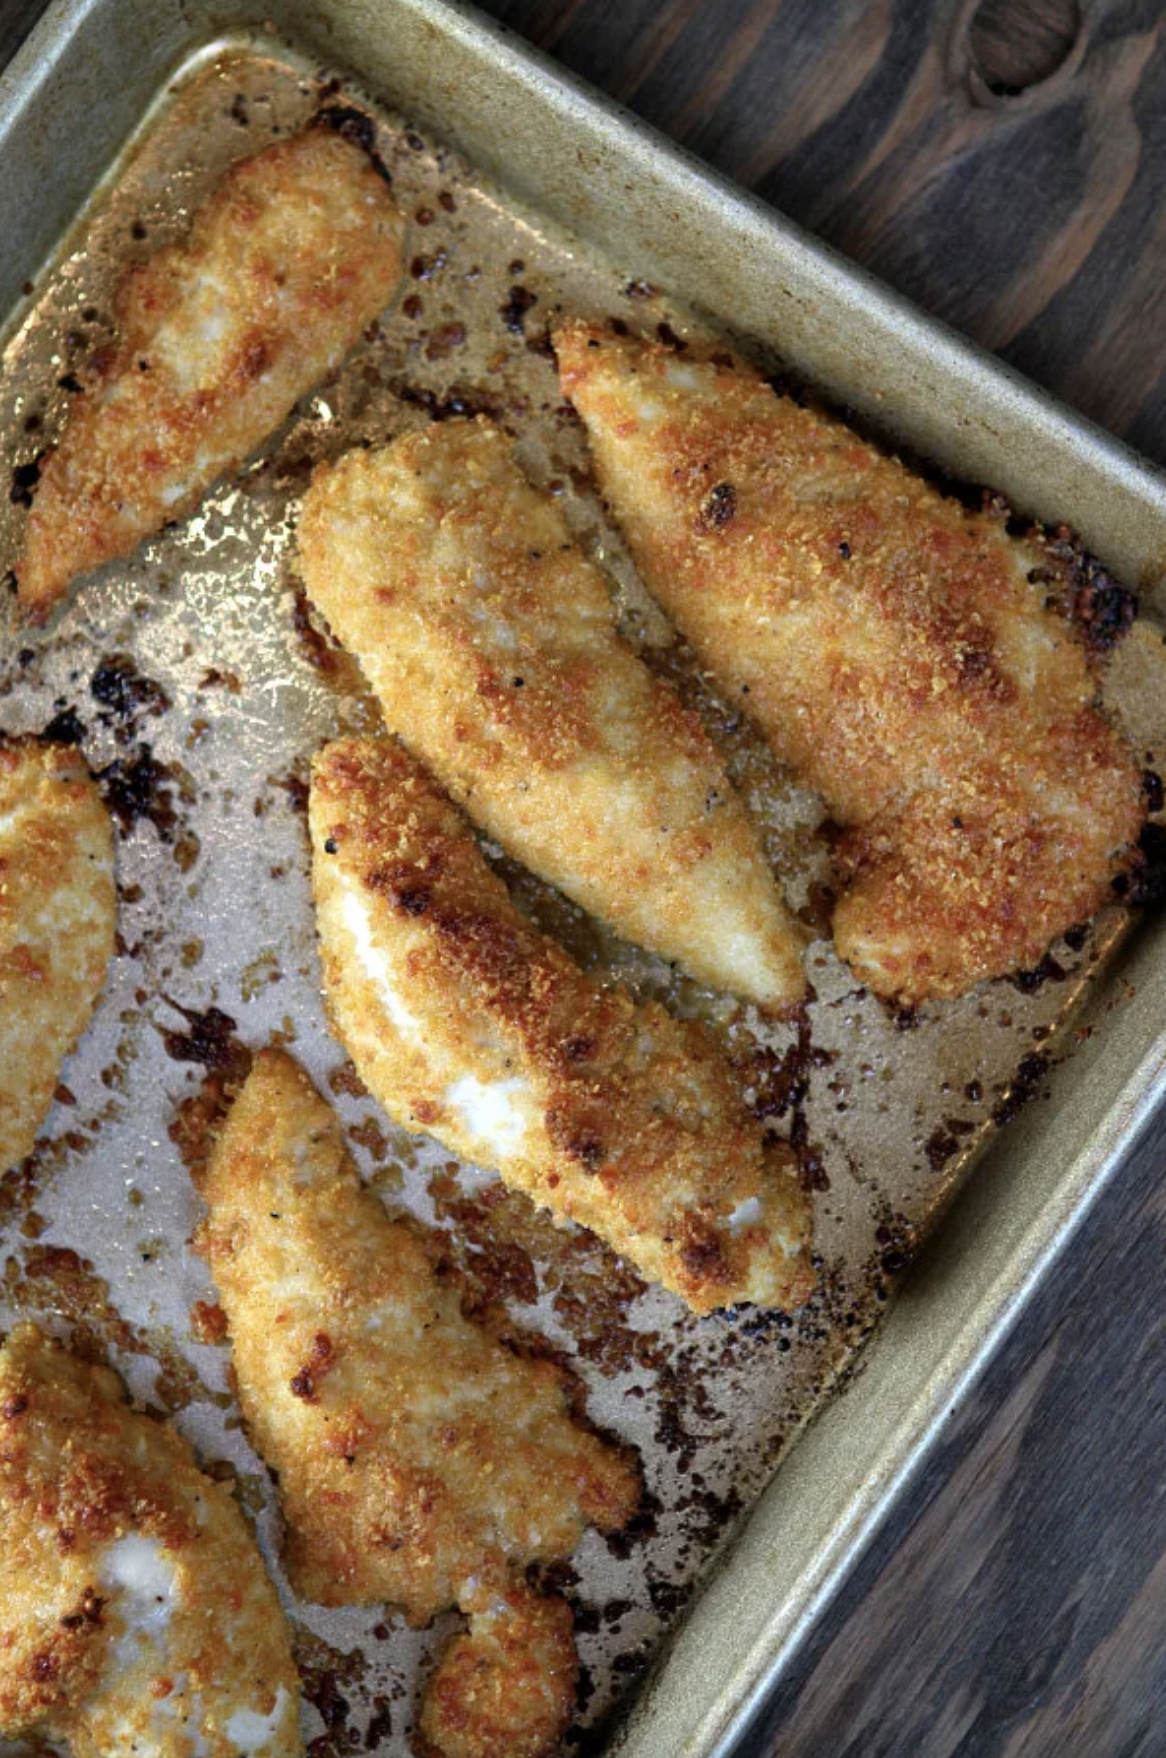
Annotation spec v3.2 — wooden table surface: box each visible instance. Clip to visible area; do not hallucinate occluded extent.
[4,0,1166,1754]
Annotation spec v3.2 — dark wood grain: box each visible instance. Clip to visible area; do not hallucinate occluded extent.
[0,0,51,71]
[4,3,1166,1755]
[486,0,1166,464]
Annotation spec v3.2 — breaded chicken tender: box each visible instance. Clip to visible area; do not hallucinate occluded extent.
[17,123,405,619]
[296,419,804,1009]
[556,321,1146,1005]
[0,740,115,1173]
[309,737,813,1314]
[0,1322,301,1758]
[194,1049,639,1758]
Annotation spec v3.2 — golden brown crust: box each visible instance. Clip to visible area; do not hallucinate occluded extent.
[309,736,814,1314]
[0,1323,301,1756]
[196,1050,637,1758]
[17,125,405,619]
[417,1587,578,1758]
[194,1048,640,1619]
[0,740,116,1173]
[296,418,804,1008]
[555,320,1146,1004]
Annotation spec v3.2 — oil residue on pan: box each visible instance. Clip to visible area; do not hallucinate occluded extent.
[1,44,1164,1758]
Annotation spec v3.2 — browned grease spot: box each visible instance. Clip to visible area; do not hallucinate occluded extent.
[428,1169,658,1379]
[158,1003,251,1082]
[425,320,467,360]
[736,1012,835,1122]
[294,1632,368,1758]
[327,1060,368,1100]
[1010,951,1068,994]
[197,667,242,693]
[0,1162,46,1235]
[430,1172,540,1312]
[1129,822,1166,909]
[5,1245,137,1357]
[388,377,503,424]
[98,747,193,844]
[1038,525,1137,654]
[348,1116,390,1162]
[169,1069,243,1191]
[90,653,170,729]
[266,766,310,816]
[732,1011,834,1192]
[500,283,537,334]
[925,1117,977,1172]
[871,1211,918,1281]
[991,1051,1052,1125]
[189,1299,229,1345]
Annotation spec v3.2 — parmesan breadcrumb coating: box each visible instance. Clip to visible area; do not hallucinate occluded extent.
[0,1323,301,1758]
[418,1586,577,1758]
[16,123,405,620]
[195,1049,639,1758]
[309,737,813,1314]
[556,321,1146,1005]
[0,740,115,1173]
[296,419,804,1009]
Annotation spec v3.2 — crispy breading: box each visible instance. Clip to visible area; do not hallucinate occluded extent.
[194,1050,639,1758]
[309,737,813,1314]
[0,740,115,1173]
[16,124,405,620]
[296,419,804,1009]
[555,321,1146,1005]
[0,1322,301,1758]
[418,1586,577,1758]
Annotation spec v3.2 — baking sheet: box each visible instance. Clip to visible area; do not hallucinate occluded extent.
[1,23,1165,1758]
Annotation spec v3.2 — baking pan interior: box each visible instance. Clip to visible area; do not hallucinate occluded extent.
[1,7,1166,1758]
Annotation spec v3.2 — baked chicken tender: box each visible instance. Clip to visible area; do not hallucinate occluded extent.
[0,740,115,1173]
[0,1322,301,1758]
[16,123,405,619]
[556,321,1146,1005]
[194,1049,639,1758]
[309,737,813,1314]
[296,419,804,1009]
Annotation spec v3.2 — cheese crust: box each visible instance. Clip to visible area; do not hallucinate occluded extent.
[17,123,405,619]
[296,418,804,1009]
[195,1049,640,1758]
[309,736,813,1314]
[0,1323,301,1758]
[556,321,1146,1004]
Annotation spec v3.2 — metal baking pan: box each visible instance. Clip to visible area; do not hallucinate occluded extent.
[2,3,1166,1757]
